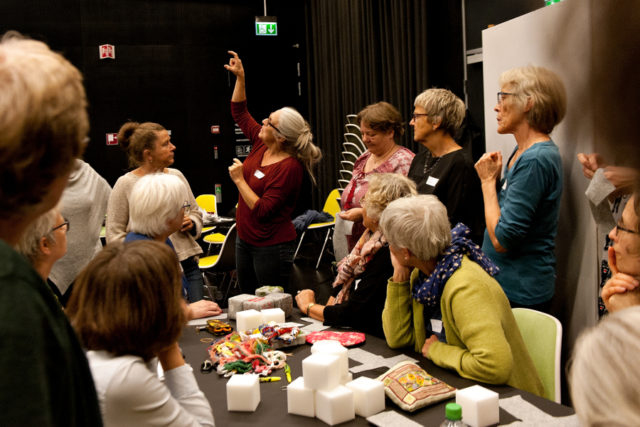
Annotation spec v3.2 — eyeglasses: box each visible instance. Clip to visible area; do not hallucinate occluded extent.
[267,117,282,134]
[615,222,640,236]
[497,91,516,104]
[51,218,70,233]
[411,113,429,121]
[182,201,191,210]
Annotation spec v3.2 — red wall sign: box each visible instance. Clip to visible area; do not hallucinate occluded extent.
[99,44,115,59]
[106,133,118,145]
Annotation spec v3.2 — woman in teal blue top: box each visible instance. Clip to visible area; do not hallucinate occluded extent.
[475,66,567,311]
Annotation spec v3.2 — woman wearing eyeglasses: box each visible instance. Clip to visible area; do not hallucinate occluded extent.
[106,121,206,303]
[407,88,484,244]
[225,51,322,293]
[475,66,566,311]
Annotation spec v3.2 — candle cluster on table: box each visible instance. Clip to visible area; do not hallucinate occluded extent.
[287,340,385,425]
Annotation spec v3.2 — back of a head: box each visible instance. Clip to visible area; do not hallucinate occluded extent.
[569,306,640,426]
[414,88,466,137]
[356,101,405,139]
[363,173,418,220]
[129,173,186,237]
[117,121,165,168]
[277,107,322,183]
[67,240,185,361]
[379,194,451,261]
[0,32,88,219]
[499,65,567,134]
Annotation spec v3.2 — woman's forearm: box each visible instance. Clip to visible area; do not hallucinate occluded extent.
[234,179,259,209]
[481,181,506,253]
[157,343,185,371]
[231,76,246,103]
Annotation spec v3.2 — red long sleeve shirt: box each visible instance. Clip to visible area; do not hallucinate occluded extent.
[231,101,303,246]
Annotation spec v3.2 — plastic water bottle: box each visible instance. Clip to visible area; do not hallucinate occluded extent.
[440,403,467,427]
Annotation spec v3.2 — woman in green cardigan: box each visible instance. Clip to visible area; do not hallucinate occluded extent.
[380,194,544,397]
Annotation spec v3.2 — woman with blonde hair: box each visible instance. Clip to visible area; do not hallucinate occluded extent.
[67,240,215,426]
[295,173,416,337]
[106,119,206,303]
[225,51,322,293]
[475,65,566,311]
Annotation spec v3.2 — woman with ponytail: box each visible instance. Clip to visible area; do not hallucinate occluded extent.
[224,51,322,293]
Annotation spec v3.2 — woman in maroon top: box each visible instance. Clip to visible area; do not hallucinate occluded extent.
[224,51,322,293]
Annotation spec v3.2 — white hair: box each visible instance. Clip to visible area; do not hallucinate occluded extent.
[569,306,640,426]
[14,205,60,263]
[128,173,185,237]
[379,195,451,261]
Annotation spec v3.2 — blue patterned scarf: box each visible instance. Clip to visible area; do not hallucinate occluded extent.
[412,223,500,307]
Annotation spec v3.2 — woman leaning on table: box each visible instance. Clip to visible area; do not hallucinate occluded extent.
[475,66,566,312]
[339,102,415,252]
[224,51,322,294]
[380,195,544,397]
[67,240,215,427]
[295,173,417,338]
[106,120,206,303]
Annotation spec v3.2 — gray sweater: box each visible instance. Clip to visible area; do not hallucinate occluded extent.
[106,168,203,261]
[50,159,111,294]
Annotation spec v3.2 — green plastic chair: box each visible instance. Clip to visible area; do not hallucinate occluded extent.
[512,308,562,403]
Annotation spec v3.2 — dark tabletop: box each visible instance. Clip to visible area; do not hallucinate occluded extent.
[180,312,574,426]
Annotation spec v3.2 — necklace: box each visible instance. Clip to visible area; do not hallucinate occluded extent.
[423,151,441,176]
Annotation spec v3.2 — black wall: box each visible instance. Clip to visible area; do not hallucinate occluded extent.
[1,0,306,214]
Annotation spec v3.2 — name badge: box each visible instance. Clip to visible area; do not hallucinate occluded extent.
[254,170,265,179]
[426,176,439,187]
[430,319,443,333]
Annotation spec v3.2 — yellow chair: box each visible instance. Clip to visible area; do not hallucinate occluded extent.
[199,224,238,301]
[195,194,225,250]
[293,189,341,269]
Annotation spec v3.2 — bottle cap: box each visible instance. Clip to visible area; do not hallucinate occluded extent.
[445,402,462,421]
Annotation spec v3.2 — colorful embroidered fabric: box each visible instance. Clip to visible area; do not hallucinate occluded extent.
[376,361,456,412]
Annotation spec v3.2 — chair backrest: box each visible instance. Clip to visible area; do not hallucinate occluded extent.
[322,189,342,219]
[512,308,562,403]
[212,223,237,271]
[196,194,217,214]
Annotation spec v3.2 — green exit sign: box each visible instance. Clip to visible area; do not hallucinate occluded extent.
[255,16,278,36]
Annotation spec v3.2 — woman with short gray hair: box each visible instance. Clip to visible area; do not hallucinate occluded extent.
[380,194,544,396]
[475,66,566,311]
[407,88,484,243]
[15,206,69,287]
[295,173,416,337]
